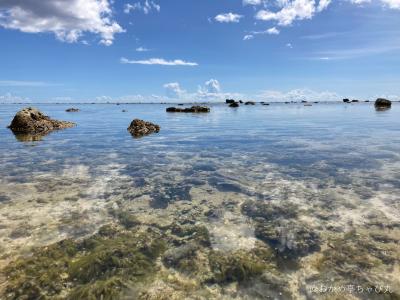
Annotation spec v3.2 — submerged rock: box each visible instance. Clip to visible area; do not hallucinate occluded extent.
[225,99,235,104]
[242,200,320,259]
[8,107,75,135]
[65,108,79,112]
[166,106,210,113]
[343,98,350,103]
[127,119,160,138]
[375,98,392,108]
[229,102,239,108]
[245,101,256,105]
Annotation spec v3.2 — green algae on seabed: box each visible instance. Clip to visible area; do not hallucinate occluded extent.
[3,225,166,299]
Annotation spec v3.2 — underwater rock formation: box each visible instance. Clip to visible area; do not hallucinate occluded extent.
[127,119,160,138]
[8,107,75,135]
[166,106,210,113]
[245,101,256,105]
[229,102,239,108]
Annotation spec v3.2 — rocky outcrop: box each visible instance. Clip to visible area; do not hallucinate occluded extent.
[375,98,391,108]
[226,99,235,104]
[351,99,359,103]
[229,102,239,108]
[66,108,79,112]
[8,107,75,135]
[166,106,210,113]
[343,99,350,103]
[127,119,160,137]
[245,101,255,105]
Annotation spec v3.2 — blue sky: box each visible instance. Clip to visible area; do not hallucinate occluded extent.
[0,0,399,103]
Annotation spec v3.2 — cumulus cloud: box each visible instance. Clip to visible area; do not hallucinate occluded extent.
[0,0,124,45]
[257,88,339,102]
[120,57,198,66]
[243,34,254,40]
[202,79,221,93]
[124,0,160,14]
[164,82,185,98]
[164,82,186,98]
[215,13,243,23]
[255,0,319,26]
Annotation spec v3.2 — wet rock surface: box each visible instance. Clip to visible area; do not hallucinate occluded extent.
[166,106,210,113]
[127,119,160,138]
[8,107,75,135]
[229,102,239,107]
[375,98,392,108]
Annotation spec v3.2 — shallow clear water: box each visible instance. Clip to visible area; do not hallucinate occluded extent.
[0,103,399,299]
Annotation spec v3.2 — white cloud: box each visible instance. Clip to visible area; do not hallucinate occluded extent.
[0,0,124,45]
[317,0,332,11]
[136,47,150,52]
[164,82,185,98]
[255,0,317,26]
[120,57,198,66]
[243,34,254,40]
[257,88,339,102]
[215,13,243,23]
[379,0,400,9]
[203,79,221,93]
[124,0,160,14]
[243,0,263,5]
[286,42,293,48]
[266,27,280,34]
[0,92,28,103]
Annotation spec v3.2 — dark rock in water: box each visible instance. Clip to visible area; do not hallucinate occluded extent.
[375,98,391,108]
[122,110,127,112]
[127,119,160,138]
[8,107,75,135]
[313,102,319,104]
[239,100,244,104]
[343,99,350,103]
[245,101,255,105]
[365,100,370,102]
[226,99,235,104]
[229,102,239,108]
[301,100,307,103]
[262,103,270,106]
[150,184,191,209]
[166,106,210,113]
[178,103,184,106]
[163,243,199,271]
[255,220,321,259]
[66,108,79,112]
[351,99,359,103]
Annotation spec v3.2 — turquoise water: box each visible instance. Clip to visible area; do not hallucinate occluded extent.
[0,103,399,299]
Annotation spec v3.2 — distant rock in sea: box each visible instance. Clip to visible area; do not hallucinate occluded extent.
[127,119,160,138]
[226,99,235,104]
[229,102,239,108]
[245,101,255,105]
[166,106,210,113]
[351,99,359,103]
[375,98,392,110]
[343,99,350,103]
[66,108,79,112]
[8,107,75,136]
